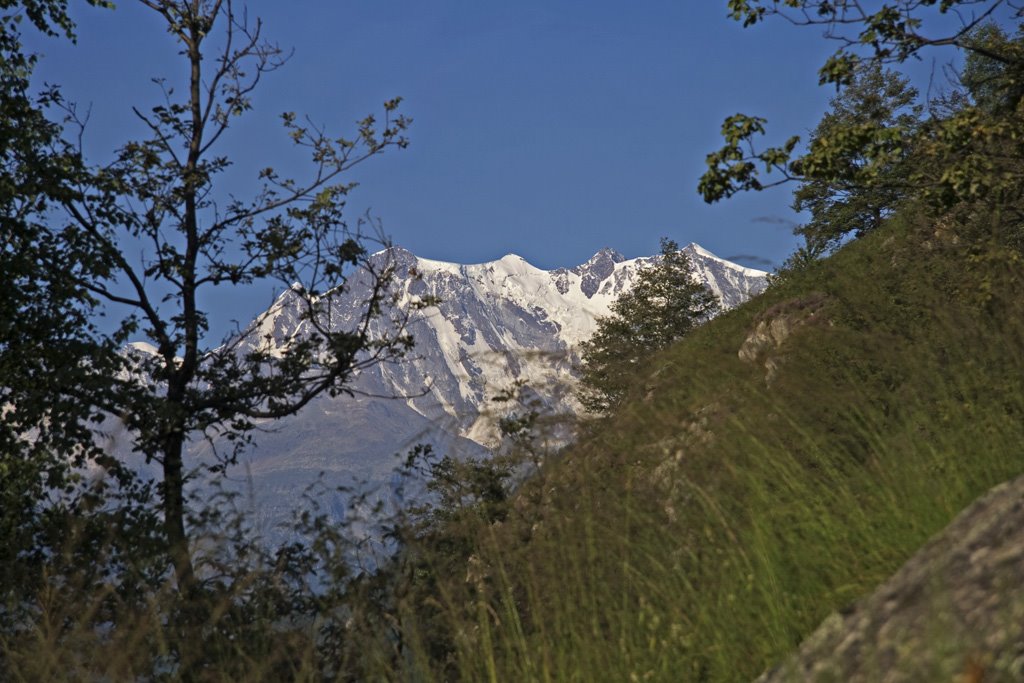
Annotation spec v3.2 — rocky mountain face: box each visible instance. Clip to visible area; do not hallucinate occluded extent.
[190,244,767,535]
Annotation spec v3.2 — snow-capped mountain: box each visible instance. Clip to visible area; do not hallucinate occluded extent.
[185,243,767,535]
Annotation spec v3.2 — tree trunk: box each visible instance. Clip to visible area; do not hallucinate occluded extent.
[162,431,195,591]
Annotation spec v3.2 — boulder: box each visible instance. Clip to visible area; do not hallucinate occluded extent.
[756,475,1024,682]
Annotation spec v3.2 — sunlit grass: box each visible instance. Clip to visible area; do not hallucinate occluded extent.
[400,215,1024,681]
[5,211,1024,681]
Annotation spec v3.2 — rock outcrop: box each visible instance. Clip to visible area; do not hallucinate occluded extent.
[738,293,828,383]
[756,475,1024,682]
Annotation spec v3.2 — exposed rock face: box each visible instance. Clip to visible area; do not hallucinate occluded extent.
[738,293,827,383]
[567,247,626,298]
[756,475,1024,682]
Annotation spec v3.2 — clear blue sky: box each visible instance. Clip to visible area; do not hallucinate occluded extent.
[24,1,963,334]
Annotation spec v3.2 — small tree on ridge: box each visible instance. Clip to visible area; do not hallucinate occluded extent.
[578,239,720,414]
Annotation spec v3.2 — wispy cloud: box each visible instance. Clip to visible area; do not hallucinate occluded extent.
[726,254,775,269]
[752,215,797,230]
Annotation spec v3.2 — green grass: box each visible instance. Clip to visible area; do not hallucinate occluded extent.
[399,209,1024,681]
[6,208,1024,681]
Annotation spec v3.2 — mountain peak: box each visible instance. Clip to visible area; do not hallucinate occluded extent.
[375,245,418,269]
[191,239,769,542]
[684,243,768,277]
[583,247,626,266]
[570,248,626,298]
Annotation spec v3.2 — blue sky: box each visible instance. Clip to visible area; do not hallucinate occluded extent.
[24,1,967,335]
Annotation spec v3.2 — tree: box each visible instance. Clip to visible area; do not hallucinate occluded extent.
[792,63,921,255]
[700,1,1024,213]
[35,0,414,590]
[0,0,158,616]
[578,239,720,413]
[721,1,1023,88]
[961,22,1024,114]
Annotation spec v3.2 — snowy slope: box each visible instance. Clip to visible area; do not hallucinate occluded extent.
[237,243,766,450]
[176,243,767,537]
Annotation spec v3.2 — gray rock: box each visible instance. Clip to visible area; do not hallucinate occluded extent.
[738,294,827,384]
[571,247,626,298]
[756,475,1024,683]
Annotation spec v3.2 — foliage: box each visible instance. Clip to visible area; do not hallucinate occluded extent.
[1,1,426,676]
[0,472,419,681]
[961,22,1024,114]
[724,0,1014,87]
[791,62,921,254]
[0,0,166,629]
[383,382,555,678]
[764,238,829,288]
[701,1,1024,219]
[29,0,416,588]
[578,238,720,413]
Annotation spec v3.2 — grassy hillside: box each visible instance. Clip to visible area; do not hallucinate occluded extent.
[6,203,1023,682]
[402,205,1024,681]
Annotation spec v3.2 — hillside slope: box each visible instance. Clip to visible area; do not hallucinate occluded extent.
[405,207,1024,681]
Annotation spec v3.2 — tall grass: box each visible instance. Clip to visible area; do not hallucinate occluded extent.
[398,215,1024,681]
[5,212,1024,681]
